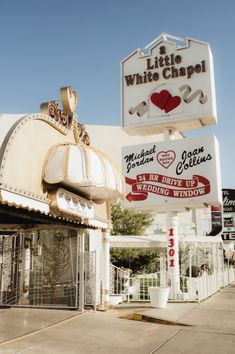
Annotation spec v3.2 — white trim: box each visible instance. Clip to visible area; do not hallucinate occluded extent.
[110,234,222,248]
[87,219,109,229]
[0,189,50,214]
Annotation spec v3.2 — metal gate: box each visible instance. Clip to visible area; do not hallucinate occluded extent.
[82,251,97,308]
[0,229,81,309]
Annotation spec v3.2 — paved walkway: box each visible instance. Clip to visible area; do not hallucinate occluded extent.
[0,283,234,353]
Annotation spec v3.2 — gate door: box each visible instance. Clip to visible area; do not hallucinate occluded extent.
[0,229,80,309]
[0,234,22,305]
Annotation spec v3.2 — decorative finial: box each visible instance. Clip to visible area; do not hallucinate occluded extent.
[60,86,78,113]
[40,86,90,145]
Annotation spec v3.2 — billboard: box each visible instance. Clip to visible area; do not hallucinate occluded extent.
[222,189,235,213]
[221,189,235,240]
[122,135,222,211]
[208,205,223,236]
[121,33,217,135]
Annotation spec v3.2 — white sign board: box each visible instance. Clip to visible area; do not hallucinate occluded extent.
[50,188,94,219]
[121,33,217,135]
[122,135,222,211]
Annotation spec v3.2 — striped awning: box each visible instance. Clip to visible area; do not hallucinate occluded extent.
[43,143,124,203]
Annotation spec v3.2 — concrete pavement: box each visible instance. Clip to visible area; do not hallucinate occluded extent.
[0,283,234,353]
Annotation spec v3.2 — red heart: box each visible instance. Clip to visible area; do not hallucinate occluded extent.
[164,96,181,113]
[151,90,170,110]
[157,150,176,169]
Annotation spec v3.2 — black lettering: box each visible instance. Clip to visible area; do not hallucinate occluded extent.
[175,55,181,64]
[162,67,171,79]
[159,57,165,67]
[152,72,159,81]
[147,71,153,82]
[201,60,206,72]
[187,66,194,79]
[176,147,213,175]
[136,73,143,85]
[159,46,166,55]
[154,57,159,68]
[179,67,186,76]
[176,161,183,175]
[194,64,201,73]
[171,66,178,78]
[146,58,154,70]
[125,146,156,174]
[182,150,187,163]
[125,75,135,86]
[124,153,135,163]
[164,55,170,66]
[127,162,132,173]
[143,71,147,83]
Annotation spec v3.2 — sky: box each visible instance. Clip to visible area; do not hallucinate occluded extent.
[0,0,234,188]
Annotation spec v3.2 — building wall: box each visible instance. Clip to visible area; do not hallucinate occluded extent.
[87,124,165,167]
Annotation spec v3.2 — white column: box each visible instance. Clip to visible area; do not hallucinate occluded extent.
[166,212,180,294]
[79,231,85,311]
[23,244,31,297]
[102,230,110,306]
[0,236,5,303]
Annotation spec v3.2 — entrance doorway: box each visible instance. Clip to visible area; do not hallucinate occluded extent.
[0,228,96,309]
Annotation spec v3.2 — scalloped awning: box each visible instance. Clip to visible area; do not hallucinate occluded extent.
[43,144,124,203]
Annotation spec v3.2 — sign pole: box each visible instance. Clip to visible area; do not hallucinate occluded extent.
[163,128,180,295]
[166,211,180,295]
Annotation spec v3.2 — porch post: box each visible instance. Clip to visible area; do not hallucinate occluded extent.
[79,231,85,311]
[0,236,4,303]
[102,229,110,308]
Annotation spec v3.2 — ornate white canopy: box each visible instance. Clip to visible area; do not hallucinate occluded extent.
[43,143,123,203]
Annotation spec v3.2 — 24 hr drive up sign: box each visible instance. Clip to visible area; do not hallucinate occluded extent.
[121,33,217,135]
[122,135,222,211]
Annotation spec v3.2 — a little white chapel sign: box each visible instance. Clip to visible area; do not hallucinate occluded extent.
[121,33,217,134]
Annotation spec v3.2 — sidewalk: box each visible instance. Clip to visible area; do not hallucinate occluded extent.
[113,282,235,351]
[114,284,235,330]
[0,283,234,353]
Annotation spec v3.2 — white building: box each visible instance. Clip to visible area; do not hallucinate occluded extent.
[0,88,123,310]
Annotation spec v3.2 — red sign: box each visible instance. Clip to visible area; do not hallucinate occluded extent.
[126,174,210,202]
[168,227,175,268]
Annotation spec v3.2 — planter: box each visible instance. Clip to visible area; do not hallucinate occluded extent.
[109,294,123,305]
[149,287,170,308]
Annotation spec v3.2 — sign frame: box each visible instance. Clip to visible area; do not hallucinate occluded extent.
[121,33,217,135]
[122,135,222,212]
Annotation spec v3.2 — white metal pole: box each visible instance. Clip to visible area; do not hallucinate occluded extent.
[102,229,110,308]
[163,128,181,296]
[189,245,192,278]
[79,231,85,311]
[166,211,180,294]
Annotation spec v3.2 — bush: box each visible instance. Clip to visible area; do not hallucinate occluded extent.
[111,203,154,236]
[110,248,160,275]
